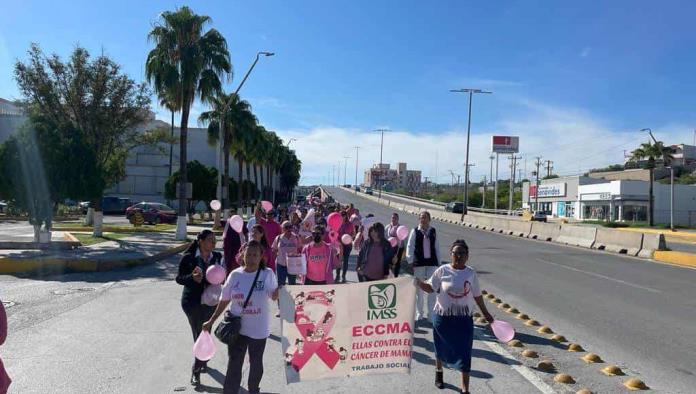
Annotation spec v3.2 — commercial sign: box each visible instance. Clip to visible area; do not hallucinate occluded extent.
[529,183,566,199]
[280,277,415,383]
[581,192,612,201]
[491,136,520,153]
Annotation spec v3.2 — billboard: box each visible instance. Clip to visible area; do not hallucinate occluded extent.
[491,136,519,153]
[529,183,566,199]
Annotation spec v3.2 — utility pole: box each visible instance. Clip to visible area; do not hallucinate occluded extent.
[465,163,475,207]
[435,150,439,186]
[494,153,500,211]
[449,170,456,186]
[353,146,360,193]
[343,156,350,186]
[482,176,487,208]
[374,128,390,199]
[450,88,492,219]
[544,160,554,178]
[509,155,522,214]
[534,157,542,212]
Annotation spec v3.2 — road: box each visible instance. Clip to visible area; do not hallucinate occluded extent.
[329,186,696,394]
[2,243,542,393]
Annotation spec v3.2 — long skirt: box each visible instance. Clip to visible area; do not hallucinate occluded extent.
[432,314,474,372]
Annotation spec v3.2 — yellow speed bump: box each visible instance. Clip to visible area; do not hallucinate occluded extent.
[507,340,524,348]
[516,313,530,320]
[475,317,488,324]
[522,349,538,358]
[485,293,496,299]
[473,312,482,318]
[624,378,649,391]
[506,307,520,314]
[551,334,567,343]
[554,374,575,384]
[481,290,488,295]
[601,365,625,376]
[582,353,603,363]
[576,389,593,394]
[491,298,502,304]
[525,319,541,327]
[568,343,585,352]
[497,302,510,309]
[537,326,554,334]
[536,360,555,372]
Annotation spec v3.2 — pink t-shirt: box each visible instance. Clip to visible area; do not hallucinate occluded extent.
[302,242,334,283]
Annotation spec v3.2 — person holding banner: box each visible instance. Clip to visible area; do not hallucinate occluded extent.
[406,211,441,321]
[203,240,279,394]
[356,222,395,282]
[416,239,494,394]
[175,230,222,386]
[301,225,336,285]
[273,221,302,287]
[335,212,355,283]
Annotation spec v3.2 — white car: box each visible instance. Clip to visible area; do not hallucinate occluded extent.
[0,201,6,213]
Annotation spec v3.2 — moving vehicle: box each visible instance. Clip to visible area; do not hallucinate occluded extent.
[354,185,361,192]
[445,201,464,214]
[126,202,177,225]
[365,187,373,195]
[531,211,548,222]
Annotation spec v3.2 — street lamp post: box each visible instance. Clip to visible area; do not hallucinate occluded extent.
[354,146,360,193]
[343,156,350,186]
[286,138,297,147]
[450,88,492,219]
[216,51,274,220]
[374,128,390,199]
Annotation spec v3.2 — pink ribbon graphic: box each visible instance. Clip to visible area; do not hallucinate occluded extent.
[291,290,340,371]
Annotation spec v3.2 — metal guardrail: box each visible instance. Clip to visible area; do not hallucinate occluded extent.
[380,190,447,207]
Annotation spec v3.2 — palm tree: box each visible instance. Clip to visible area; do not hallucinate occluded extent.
[146,6,231,239]
[252,126,270,199]
[265,132,283,203]
[158,88,181,179]
[227,108,258,209]
[199,93,254,212]
[630,140,674,226]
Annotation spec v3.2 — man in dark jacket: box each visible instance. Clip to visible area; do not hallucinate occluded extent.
[406,211,441,321]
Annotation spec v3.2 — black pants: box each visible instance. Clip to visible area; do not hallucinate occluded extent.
[392,247,405,277]
[335,244,352,281]
[184,304,215,373]
[305,278,327,285]
[224,335,267,394]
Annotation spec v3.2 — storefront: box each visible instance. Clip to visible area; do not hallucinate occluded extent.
[579,181,649,222]
[522,176,604,220]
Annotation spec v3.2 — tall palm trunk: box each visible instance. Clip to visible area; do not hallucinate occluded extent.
[237,156,243,212]
[246,159,252,202]
[223,131,230,212]
[259,164,265,199]
[649,167,654,226]
[253,164,259,200]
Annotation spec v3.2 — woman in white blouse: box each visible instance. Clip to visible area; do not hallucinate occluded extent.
[416,239,494,394]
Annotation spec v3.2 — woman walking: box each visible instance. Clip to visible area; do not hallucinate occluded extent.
[406,211,441,321]
[334,211,355,283]
[301,225,336,285]
[175,230,222,386]
[203,240,278,394]
[272,221,302,287]
[415,239,494,394]
[356,222,395,282]
[237,224,274,272]
[222,218,246,273]
[384,212,405,277]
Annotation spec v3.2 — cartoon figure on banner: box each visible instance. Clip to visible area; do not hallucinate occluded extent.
[339,347,348,363]
[289,289,341,372]
[294,292,306,306]
[325,289,335,304]
[285,352,293,366]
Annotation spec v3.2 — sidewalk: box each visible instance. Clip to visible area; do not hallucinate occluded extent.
[0,232,189,275]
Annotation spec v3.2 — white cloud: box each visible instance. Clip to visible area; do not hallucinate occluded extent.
[276,99,692,186]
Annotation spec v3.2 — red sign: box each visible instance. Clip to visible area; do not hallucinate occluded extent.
[491,135,519,153]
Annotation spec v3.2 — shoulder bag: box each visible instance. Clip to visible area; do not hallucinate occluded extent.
[214,268,262,345]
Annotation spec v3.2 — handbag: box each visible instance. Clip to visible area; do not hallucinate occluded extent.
[214,268,262,345]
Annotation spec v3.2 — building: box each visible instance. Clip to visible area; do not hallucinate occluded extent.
[0,98,26,144]
[523,176,696,226]
[363,162,422,192]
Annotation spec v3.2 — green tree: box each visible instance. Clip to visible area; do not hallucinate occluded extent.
[630,141,674,226]
[14,44,162,237]
[146,6,231,239]
[164,160,218,215]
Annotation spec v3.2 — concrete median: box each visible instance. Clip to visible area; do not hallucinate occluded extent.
[592,228,643,256]
[638,233,667,259]
[555,225,597,248]
[507,220,532,237]
[528,222,562,242]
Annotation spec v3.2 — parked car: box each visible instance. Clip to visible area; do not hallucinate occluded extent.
[365,187,373,195]
[126,202,177,225]
[0,201,6,213]
[531,211,548,222]
[445,201,464,213]
[79,197,132,215]
[354,185,361,192]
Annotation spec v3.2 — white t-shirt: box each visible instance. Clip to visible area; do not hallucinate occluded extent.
[221,267,278,339]
[272,233,302,266]
[427,265,481,317]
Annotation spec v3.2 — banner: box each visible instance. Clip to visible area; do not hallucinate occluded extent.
[279,277,416,383]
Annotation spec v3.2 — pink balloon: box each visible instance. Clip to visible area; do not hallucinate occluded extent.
[261,200,273,213]
[341,234,353,245]
[388,237,398,247]
[206,264,226,285]
[491,320,515,343]
[396,225,409,241]
[329,230,339,242]
[327,212,342,232]
[210,199,221,211]
[350,214,360,225]
[228,215,244,233]
[193,331,216,361]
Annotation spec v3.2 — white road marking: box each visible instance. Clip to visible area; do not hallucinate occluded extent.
[536,258,661,293]
[484,341,556,394]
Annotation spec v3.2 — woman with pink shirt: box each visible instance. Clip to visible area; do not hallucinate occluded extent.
[301,225,336,285]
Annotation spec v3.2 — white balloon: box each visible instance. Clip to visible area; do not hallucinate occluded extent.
[210,200,221,211]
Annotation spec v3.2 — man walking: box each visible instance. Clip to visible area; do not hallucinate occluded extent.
[406,211,440,321]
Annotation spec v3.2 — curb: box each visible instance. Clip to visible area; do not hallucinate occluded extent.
[0,243,189,276]
[652,251,696,269]
[52,226,222,236]
[617,227,696,241]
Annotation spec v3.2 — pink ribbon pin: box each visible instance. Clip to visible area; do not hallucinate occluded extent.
[291,290,340,371]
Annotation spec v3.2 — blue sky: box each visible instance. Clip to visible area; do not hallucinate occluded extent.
[2,1,696,185]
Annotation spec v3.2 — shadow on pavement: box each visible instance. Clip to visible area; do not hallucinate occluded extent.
[513,331,567,350]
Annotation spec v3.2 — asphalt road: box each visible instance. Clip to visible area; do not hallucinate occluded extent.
[2,242,544,394]
[329,186,696,394]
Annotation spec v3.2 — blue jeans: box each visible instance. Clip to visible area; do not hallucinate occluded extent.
[335,244,352,281]
[277,264,296,286]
